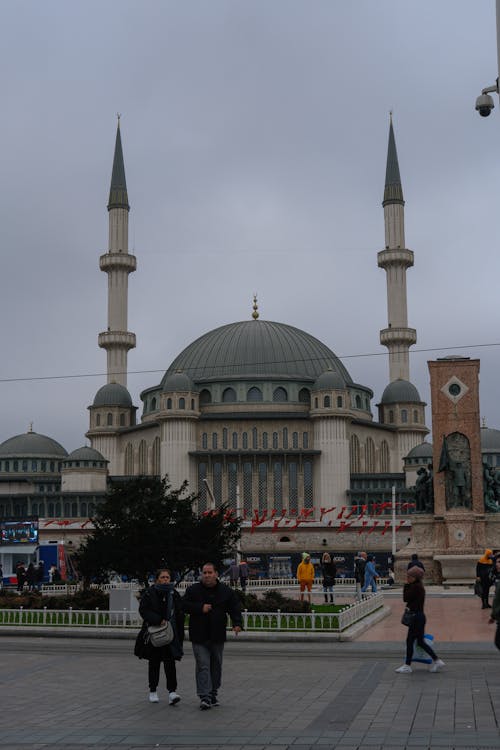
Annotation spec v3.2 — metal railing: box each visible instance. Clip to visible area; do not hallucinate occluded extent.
[0,593,383,632]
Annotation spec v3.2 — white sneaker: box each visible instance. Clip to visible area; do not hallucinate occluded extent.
[149,691,159,703]
[395,664,412,673]
[169,691,181,705]
[429,659,445,673]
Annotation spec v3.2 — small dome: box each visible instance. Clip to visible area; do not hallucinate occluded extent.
[481,427,500,451]
[162,370,195,393]
[312,369,346,391]
[93,382,132,408]
[380,379,421,404]
[0,431,67,458]
[66,446,107,462]
[406,441,433,459]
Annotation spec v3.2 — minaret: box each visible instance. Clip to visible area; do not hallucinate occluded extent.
[98,117,137,387]
[377,116,416,382]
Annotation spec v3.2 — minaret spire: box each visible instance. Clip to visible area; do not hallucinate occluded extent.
[98,119,137,387]
[377,116,416,382]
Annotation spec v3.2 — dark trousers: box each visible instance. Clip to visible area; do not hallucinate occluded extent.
[495,623,500,651]
[148,653,177,692]
[405,612,438,665]
[480,577,491,607]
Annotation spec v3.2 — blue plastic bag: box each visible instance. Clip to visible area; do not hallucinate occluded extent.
[412,633,434,664]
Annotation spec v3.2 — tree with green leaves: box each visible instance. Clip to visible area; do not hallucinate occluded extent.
[75,476,241,586]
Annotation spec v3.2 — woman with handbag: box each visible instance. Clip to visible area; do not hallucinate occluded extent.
[395,566,445,674]
[321,552,336,603]
[135,568,184,704]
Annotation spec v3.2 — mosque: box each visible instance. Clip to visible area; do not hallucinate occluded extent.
[1,120,499,579]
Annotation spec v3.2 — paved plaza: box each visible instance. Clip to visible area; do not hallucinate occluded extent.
[0,610,499,750]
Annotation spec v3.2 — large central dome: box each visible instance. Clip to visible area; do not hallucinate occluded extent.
[162,320,353,384]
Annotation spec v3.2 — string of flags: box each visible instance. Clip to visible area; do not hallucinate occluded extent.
[199,502,414,534]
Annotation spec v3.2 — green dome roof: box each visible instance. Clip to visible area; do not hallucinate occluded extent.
[406,441,433,459]
[66,446,107,462]
[163,371,195,393]
[162,320,353,384]
[312,369,346,391]
[380,379,421,404]
[0,431,67,458]
[93,382,132,408]
[481,427,500,451]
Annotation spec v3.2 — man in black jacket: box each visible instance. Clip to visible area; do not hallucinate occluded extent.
[183,562,242,710]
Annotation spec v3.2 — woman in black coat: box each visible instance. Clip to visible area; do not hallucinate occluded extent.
[476,549,494,609]
[135,569,184,705]
[321,553,337,603]
[395,566,445,674]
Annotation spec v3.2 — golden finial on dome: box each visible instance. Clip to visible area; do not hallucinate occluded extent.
[252,294,259,320]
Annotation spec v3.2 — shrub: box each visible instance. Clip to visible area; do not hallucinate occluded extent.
[240,589,310,613]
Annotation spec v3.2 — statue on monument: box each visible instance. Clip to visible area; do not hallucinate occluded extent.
[482,460,500,512]
[413,464,434,513]
[438,433,472,510]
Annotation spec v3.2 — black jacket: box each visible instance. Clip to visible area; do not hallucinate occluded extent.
[135,585,184,661]
[321,561,337,586]
[183,580,242,644]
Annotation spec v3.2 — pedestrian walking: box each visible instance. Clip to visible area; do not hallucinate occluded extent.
[135,568,184,705]
[488,556,500,651]
[36,561,45,591]
[183,562,242,710]
[395,565,445,674]
[361,555,378,593]
[238,560,249,592]
[476,548,494,609]
[26,563,37,592]
[297,552,315,603]
[227,560,239,588]
[15,562,26,593]
[321,553,336,604]
[354,551,367,601]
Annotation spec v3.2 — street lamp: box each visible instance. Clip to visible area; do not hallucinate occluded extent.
[475,1,500,117]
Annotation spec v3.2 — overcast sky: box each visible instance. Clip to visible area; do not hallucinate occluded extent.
[1,1,500,452]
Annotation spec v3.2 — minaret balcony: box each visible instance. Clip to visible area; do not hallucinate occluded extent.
[99,253,137,273]
[98,331,136,350]
[380,327,417,347]
[377,248,414,269]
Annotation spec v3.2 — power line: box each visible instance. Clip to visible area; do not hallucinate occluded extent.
[0,341,498,386]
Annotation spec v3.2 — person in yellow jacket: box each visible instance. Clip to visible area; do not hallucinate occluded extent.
[297,552,315,603]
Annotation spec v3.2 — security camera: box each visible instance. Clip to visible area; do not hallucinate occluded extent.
[476,92,495,117]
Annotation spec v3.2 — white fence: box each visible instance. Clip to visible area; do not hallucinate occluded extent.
[0,593,383,633]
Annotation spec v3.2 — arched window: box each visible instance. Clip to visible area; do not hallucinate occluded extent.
[119,413,125,426]
[222,387,237,402]
[81,502,87,517]
[292,432,298,449]
[365,438,375,472]
[273,432,278,449]
[55,502,61,517]
[191,399,195,410]
[304,460,313,508]
[247,387,262,402]
[252,427,258,449]
[413,410,419,423]
[243,462,253,516]
[289,462,298,514]
[152,437,160,476]
[138,440,147,474]
[71,502,78,517]
[273,387,288,402]
[299,388,310,404]
[96,414,101,426]
[32,502,38,516]
[199,389,211,406]
[273,461,282,510]
[64,502,70,516]
[323,395,331,408]
[202,433,208,449]
[283,428,288,449]
[88,503,95,516]
[337,396,343,408]
[380,440,390,472]
[198,462,207,512]
[242,432,248,449]
[355,395,362,409]
[401,409,408,423]
[262,432,268,449]
[167,398,172,409]
[232,432,238,450]
[151,397,157,411]
[314,397,318,408]
[222,428,228,449]
[258,462,267,513]
[389,410,394,424]
[107,412,113,426]
[228,462,237,510]
[124,443,134,474]
[303,432,309,449]
[350,434,360,473]
[213,462,222,506]
[212,432,218,450]
[179,397,185,409]
[48,502,54,516]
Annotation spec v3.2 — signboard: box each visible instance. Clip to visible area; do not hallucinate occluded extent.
[0,519,38,545]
